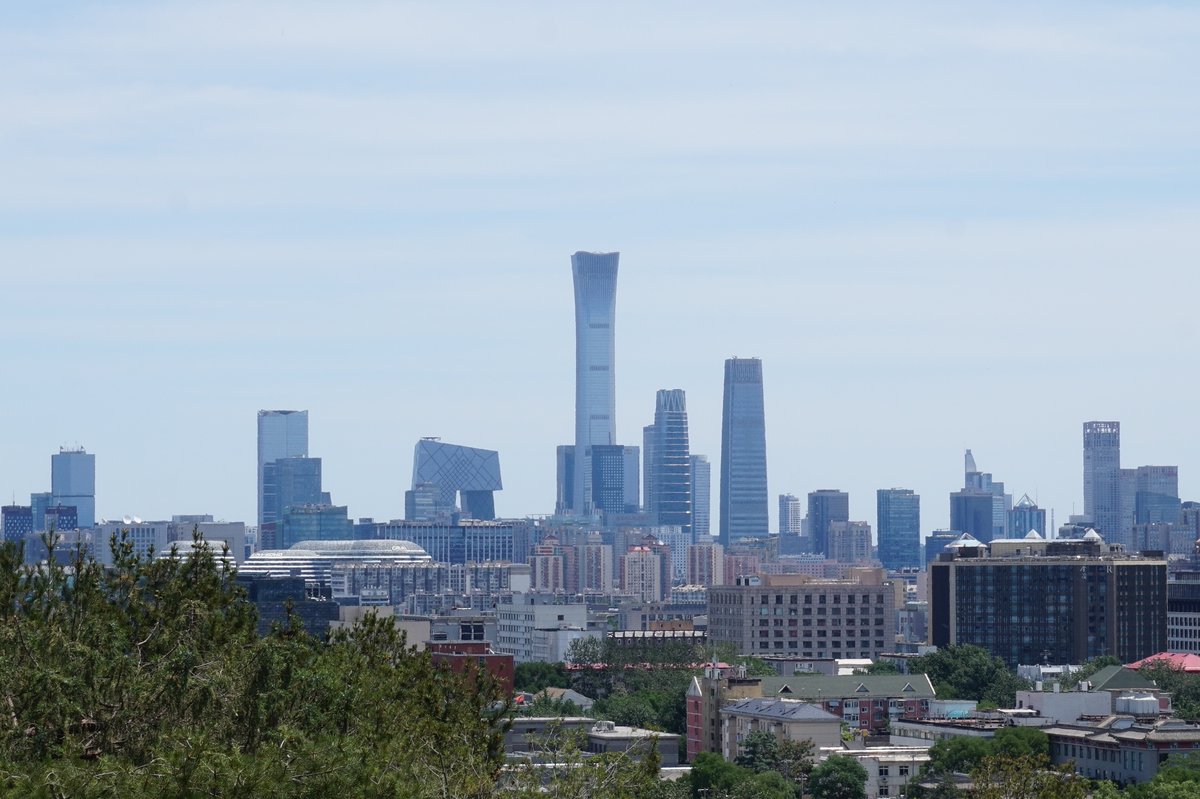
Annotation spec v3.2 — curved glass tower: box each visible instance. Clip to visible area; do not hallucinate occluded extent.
[571,251,619,515]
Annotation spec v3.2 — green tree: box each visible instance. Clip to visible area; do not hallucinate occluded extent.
[1060,655,1120,689]
[775,738,816,785]
[688,752,750,798]
[515,661,570,693]
[925,736,994,776]
[734,729,779,771]
[809,755,868,799]
[990,727,1048,759]
[909,645,1030,707]
[969,754,1086,799]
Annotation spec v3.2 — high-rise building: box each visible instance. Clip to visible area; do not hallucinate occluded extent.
[1134,466,1181,525]
[807,490,849,557]
[51,447,95,529]
[949,491,996,543]
[278,504,353,549]
[929,534,1166,667]
[30,492,51,533]
[691,455,711,537]
[591,444,630,515]
[622,446,641,513]
[719,358,768,545]
[962,450,1012,540]
[827,521,873,564]
[877,488,920,571]
[409,438,503,520]
[645,389,692,539]
[1008,494,1047,537]
[555,445,575,516]
[620,546,664,602]
[1083,421,1122,539]
[2,505,33,544]
[687,540,724,586]
[779,494,804,535]
[924,530,960,567]
[257,410,309,530]
[571,251,619,516]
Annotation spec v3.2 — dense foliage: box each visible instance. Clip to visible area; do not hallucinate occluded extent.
[922,727,1048,778]
[1139,662,1200,721]
[808,754,868,799]
[908,645,1030,708]
[0,536,508,799]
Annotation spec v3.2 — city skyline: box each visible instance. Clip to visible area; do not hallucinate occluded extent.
[3,4,1199,533]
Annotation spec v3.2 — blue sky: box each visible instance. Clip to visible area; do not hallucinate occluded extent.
[2,2,1198,534]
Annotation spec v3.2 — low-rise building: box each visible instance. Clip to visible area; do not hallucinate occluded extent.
[718,698,842,761]
[1046,716,1200,785]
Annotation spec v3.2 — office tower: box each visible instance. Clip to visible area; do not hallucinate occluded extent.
[924,530,960,566]
[691,455,711,537]
[644,389,692,538]
[555,445,575,515]
[571,251,619,515]
[719,357,768,545]
[807,489,849,557]
[257,410,309,530]
[590,444,629,515]
[622,446,641,513]
[708,568,897,658]
[1135,466,1181,525]
[929,534,1166,667]
[410,438,503,520]
[949,491,996,543]
[962,450,1012,540]
[2,505,33,544]
[278,504,353,549]
[877,488,921,571]
[44,505,78,532]
[643,422,657,517]
[1008,494,1047,536]
[1118,468,1137,547]
[1083,421,1122,539]
[51,447,95,529]
[260,456,323,549]
[828,521,872,563]
[30,492,51,532]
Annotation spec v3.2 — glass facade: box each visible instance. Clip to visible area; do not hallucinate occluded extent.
[877,489,920,571]
[691,455,711,537]
[1084,421,1122,538]
[279,504,352,549]
[719,358,768,545]
[257,410,309,529]
[808,490,849,557]
[410,438,503,520]
[647,389,692,539]
[51,448,95,529]
[571,251,619,515]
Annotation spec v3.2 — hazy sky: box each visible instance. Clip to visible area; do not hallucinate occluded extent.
[2,2,1198,536]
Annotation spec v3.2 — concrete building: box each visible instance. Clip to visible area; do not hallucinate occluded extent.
[708,569,898,659]
[719,698,842,761]
[495,593,588,664]
[1046,716,1200,785]
[687,540,724,587]
[807,490,849,559]
[828,521,873,564]
[691,454,711,538]
[620,546,664,602]
[930,533,1167,667]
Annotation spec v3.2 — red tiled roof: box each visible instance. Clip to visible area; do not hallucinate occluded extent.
[1128,652,1200,673]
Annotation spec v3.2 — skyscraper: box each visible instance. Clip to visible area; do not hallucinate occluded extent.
[1008,494,1047,536]
[645,389,692,539]
[719,358,768,545]
[807,490,849,557]
[257,410,309,530]
[555,445,575,516]
[877,488,920,571]
[962,449,1012,540]
[779,494,804,535]
[51,447,95,529]
[690,455,711,537]
[571,251,619,516]
[1083,421,1122,538]
[1135,465,1181,525]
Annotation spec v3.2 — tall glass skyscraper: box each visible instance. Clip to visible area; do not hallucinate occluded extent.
[1083,421,1121,538]
[719,358,768,545]
[257,410,309,530]
[690,455,711,537]
[51,447,95,529]
[807,489,849,556]
[877,488,921,571]
[645,389,692,539]
[571,251,619,515]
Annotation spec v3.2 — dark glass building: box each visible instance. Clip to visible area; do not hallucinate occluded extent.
[261,456,324,550]
[719,358,768,545]
[591,444,630,516]
[1,505,33,544]
[877,488,920,571]
[807,490,849,558]
[409,438,503,520]
[571,251,619,516]
[1008,494,1047,536]
[930,535,1166,667]
[949,490,997,543]
[645,389,692,539]
[1084,421,1122,539]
